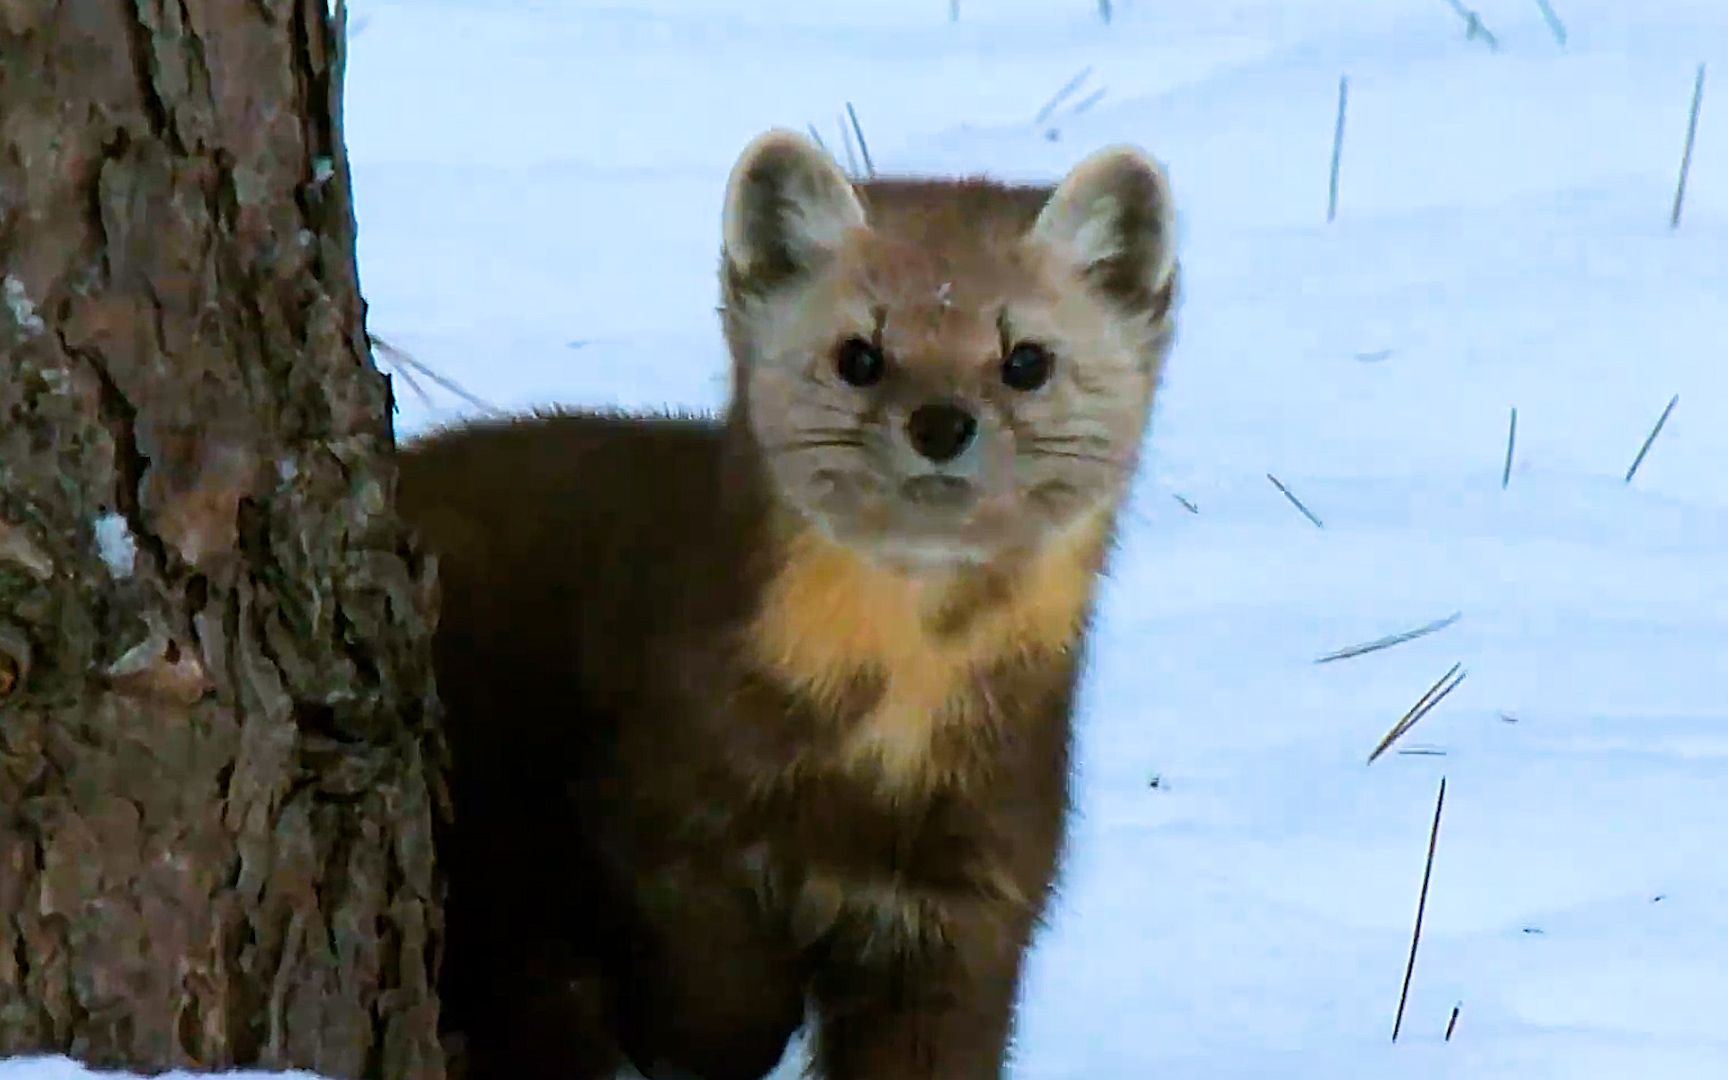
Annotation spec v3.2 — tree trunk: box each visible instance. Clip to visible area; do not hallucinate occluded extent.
[0,2,445,1077]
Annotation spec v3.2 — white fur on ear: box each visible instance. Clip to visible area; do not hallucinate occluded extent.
[1030,145,1177,308]
[721,129,866,288]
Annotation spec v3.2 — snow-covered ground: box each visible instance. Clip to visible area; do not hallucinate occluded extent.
[9,1,1726,1078]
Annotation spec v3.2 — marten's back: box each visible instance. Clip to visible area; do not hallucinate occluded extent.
[397,410,751,728]
[398,409,731,595]
[395,410,772,1071]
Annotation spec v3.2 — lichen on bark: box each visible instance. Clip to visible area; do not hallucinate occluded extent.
[0,1,446,1076]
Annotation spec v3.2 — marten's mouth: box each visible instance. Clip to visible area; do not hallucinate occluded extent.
[900,473,974,508]
[801,468,1033,565]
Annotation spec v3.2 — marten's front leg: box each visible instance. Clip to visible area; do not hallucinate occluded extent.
[808,897,1037,1080]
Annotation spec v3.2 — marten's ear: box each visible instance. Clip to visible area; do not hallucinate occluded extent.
[1029,145,1177,321]
[722,129,866,293]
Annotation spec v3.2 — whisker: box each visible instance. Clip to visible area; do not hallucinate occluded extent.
[774,437,867,453]
[1019,447,1126,468]
[1027,430,1107,442]
[1027,435,1112,451]
[798,426,867,440]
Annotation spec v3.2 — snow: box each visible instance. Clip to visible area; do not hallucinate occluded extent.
[92,511,137,579]
[3,274,46,337]
[10,1,1728,1078]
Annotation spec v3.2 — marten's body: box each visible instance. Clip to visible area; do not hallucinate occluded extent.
[399,131,1179,1080]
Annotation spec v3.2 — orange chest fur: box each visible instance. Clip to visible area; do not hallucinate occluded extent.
[743,515,1107,791]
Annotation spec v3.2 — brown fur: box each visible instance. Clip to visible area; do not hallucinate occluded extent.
[401,131,1179,1080]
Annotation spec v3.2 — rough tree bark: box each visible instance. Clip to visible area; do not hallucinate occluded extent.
[0,2,445,1077]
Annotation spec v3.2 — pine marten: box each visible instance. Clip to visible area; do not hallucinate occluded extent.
[396,129,1180,1080]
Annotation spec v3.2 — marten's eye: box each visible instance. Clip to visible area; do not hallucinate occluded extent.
[835,336,886,388]
[1001,341,1054,392]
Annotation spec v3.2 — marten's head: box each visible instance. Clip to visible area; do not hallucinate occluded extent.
[719,130,1178,575]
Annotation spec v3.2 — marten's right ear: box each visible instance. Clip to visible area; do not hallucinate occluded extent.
[722,129,865,294]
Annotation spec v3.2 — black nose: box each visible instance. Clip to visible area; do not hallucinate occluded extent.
[905,402,977,463]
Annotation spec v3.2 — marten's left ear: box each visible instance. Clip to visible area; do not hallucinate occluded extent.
[1029,146,1177,321]
[722,129,866,295]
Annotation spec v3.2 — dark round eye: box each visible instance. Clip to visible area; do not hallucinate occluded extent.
[1001,341,1054,391]
[835,336,885,388]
